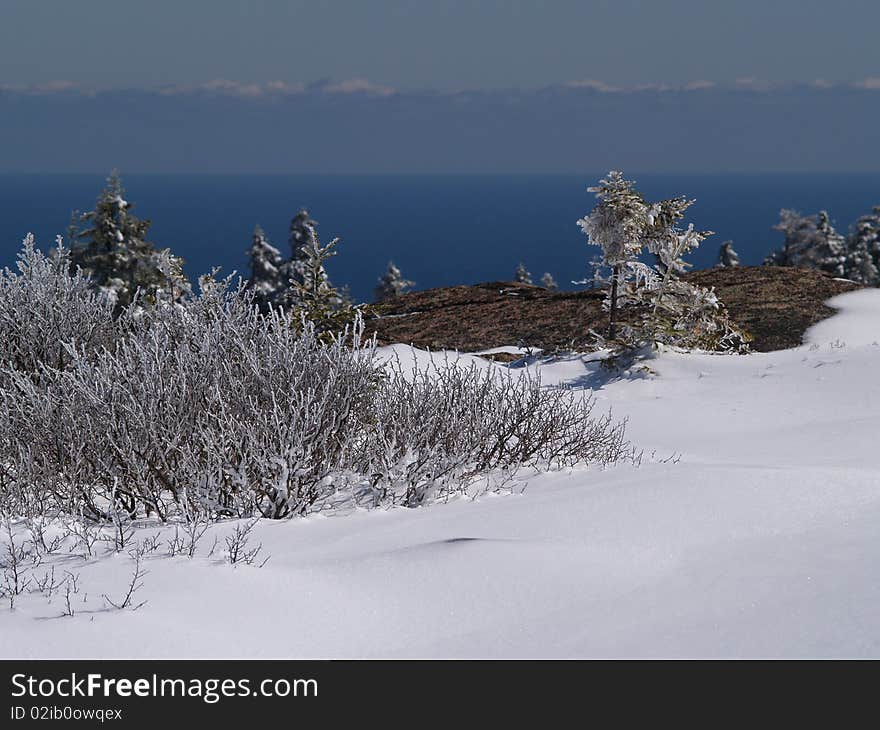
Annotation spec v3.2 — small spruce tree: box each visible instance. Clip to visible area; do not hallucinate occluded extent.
[845,208,880,285]
[812,211,848,276]
[285,208,320,286]
[374,261,414,302]
[765,209,846,276]
[70,172,188,310]
[767,206,880,285]
[246,225,285,310]
[514,263,533,284]
[540,272,558,290]
[289,234,359,336]
[857,206,880,272]
[277,208,336,310]
[765,209,812,266]
[717,241,741,268]
[579,171,749,353]
[577,171,650,339]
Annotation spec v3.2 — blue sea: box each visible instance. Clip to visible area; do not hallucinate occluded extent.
[2,173,880,303]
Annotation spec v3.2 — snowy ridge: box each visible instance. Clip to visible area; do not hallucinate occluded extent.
[4,289,880,658]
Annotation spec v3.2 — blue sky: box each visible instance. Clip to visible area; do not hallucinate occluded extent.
[2,0,879,91]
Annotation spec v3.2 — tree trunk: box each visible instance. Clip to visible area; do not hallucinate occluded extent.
[608,263,621,340]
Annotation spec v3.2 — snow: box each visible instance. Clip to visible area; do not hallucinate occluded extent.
[4,289,880,658]
[803,289,880,346]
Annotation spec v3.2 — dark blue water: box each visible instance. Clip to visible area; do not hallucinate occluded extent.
[3,173,880,302]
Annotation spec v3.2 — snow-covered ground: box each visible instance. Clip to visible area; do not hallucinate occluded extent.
[4,290,880,658]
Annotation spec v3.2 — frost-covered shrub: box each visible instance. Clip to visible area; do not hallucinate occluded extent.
[0,237,635,523]
[357,355,632,506]
[0,235,120,514]
[0,275,380,521]
[0,235,117,374]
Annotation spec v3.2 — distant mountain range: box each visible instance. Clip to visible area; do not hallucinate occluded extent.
[2,81,879,173]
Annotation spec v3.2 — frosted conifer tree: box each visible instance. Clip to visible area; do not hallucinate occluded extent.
[577,171,649,338]
[541,272,558,290]
[70,172,188,311]
[277,208,336,310]
[643,195,700,272]
[289,234,358,336]
[636,210,747,352]
[765,209,846,276]
[767,206,880,284]
[515,263,533,284]
[286,209,320,286]
[247,225,285,310]
[579,172,748,352]
[765,209,812,266]
[859,206,880,269]
[717,241,741,268]
[374,261,414,302]
[812,211,848,276]
[845,207,880,285]
[843,227,878,284]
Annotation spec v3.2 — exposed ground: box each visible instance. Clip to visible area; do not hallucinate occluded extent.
[365,266,863,353]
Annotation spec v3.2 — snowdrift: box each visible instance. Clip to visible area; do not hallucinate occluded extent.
[3,290,880,658]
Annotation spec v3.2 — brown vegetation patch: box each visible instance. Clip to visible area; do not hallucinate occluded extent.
[365,267,863,354]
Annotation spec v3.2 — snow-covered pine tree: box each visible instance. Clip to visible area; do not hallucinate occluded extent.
[515,263,533,284]
[277,208,335,310]
[69,172,188,310]
[579,177,748,353]
[289,234,358,336]
[811,211,848,276]
[717,241,741,268]
[540,272,558,290]
[644,195,698,272]
[765,209,846,276]
[247,225,285,310]
[637,207,749,352]
[374,261,414,302]
[845,207,880,285]
[577,171,649,338]
[765,209,811,266]
[843,230,879,285]
[858,206,880,271]
[286,208,320,286]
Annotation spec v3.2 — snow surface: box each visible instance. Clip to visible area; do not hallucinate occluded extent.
[4,290,880,658]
